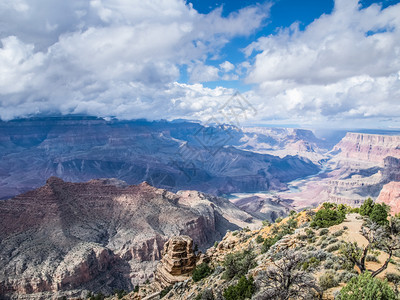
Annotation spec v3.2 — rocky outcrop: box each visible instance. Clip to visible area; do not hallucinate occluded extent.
[332,133,400,165]
[376,181,400,215]
[154,236,197,287]
[0,178,259,299]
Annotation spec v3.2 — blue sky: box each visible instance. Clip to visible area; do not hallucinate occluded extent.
[0,0,400,128]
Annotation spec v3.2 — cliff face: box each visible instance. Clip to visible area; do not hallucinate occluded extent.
[332,133,400,165]
[0,178,259,299]
[376,181,400,215]
[0,117,320,200]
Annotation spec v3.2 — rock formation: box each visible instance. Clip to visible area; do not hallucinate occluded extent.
[332,132,400,166]
[376,181,400,215]
[154,236,197,287]
[0,177,258,299]
[0,117,320,199]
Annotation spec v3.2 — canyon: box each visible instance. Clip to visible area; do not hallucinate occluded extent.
[0,177,259,299]
[1,117,400,299]
[0,117,321,200]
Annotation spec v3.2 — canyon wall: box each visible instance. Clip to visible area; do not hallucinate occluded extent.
[0,117,320,200]
[332,132,400,165]
[0,178,259,299]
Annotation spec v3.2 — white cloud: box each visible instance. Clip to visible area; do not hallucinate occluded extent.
[0,0,268,121]
[189,62,220,82]
[220,61,235,72]
[243,0,400,127]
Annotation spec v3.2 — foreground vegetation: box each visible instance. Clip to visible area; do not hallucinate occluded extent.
[102,200,400,300]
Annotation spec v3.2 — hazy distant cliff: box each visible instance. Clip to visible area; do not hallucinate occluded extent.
[0,117,320,199]
[332,132,400,165]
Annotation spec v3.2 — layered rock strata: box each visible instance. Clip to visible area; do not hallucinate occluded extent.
[154,236,197,287]
[0,178,258,299]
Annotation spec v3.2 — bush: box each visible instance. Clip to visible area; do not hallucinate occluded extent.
[337,272,396,300]
[349,207,360,214]
[255,235,264,244]
[319,271,339,290]
[275,217,283,223]
[192,263,213,282]
[366,254,380,263]
[223,276,255,300]
[232,231,238,236]
[386,273,400,284]
[338,271,357,283]
[370,203,389,225]
[195,289,214,300]
[333,229,345,237]
[213,241,218,248]
[360,198,374,216]
[261,235,280,253]
[262,220,271,227]
[223,249,257,280]
[311,203,346,228]
[159,286,172,298]
[326,243,341,253]
[343,226,348,230]
[302,257,320,271]
[319,228,329,236]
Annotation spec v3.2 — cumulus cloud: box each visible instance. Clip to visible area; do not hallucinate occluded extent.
[1,0,400,128]
[0,0,267,121]
[244,0,400,127]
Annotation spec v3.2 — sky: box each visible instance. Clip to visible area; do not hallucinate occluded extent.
[0,0,400,129]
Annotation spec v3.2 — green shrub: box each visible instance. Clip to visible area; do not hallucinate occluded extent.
[333,229,345,237]
[262,220,271,227]
[326,243,341,253]
[360,198,374,216]
[311,204,346,228]
[302,257,320,271]
[275,217,283,223]
[214,241,218,248]
[337,272,396,300]
[192,263,213,282]
[195,289,214,300]
[261,235,279,253]
[159,286,172,298]
[370,203,389,225]
[350,207,360,213]
[223,249,257,280]
[319,271,339,290]
[386,273,400,284]
[223,276,255,300]
[366,254,380,263]
[343,226,348,230]
[338,271,358,283]
[243,227,251,232]
[319,228,329,236]
[255,235,264,244]
[232,231,238,236]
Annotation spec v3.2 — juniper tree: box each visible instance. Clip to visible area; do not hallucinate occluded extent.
[253,250,322,300]
[339,217,400,277]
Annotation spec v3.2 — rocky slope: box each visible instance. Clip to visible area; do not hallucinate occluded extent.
[0,178,260,299]
[0,117,321,200]
[118,210,400,300]
[376,181,400,215]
